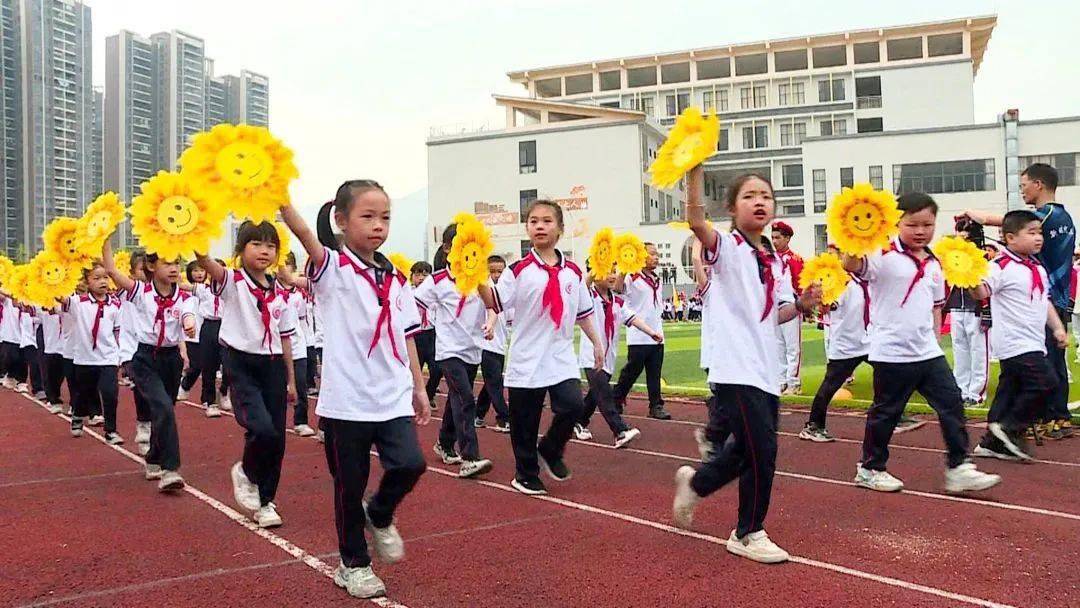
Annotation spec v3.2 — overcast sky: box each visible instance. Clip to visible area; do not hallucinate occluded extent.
[89,0,1079,255]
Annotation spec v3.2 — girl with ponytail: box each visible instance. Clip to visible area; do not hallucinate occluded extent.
[279,180,429,600]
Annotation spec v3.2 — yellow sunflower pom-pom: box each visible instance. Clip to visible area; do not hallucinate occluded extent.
[799,252,850,305]
[614,232,649,275]
[29,250,80,306]
[934,236,989,289]
[112,250,132,278]
[179,123,299,223]
[447,217,494,296]
[131,170,227,261]
[587,227,617,281]
[649,107,720,189]
[825,183,902,258]
[79,191,126,247]
[388,252,414,277]
[43,217,94,268]
[0,255,14,286]
[270,221,292,271]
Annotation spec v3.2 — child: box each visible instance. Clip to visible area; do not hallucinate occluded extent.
[612,243,670,420]
[18,303,44,397]
[772,221,805,395]
[673,167,819,564]
[197,222,297,528]
[104,242,196,492]
[278,252,316,437]
[475,255,511,433]
[177,261,207,410]
[945,231,989,406]
[413,258,495,478]
[39,305,66,414]
[188,258,228,417]
[800,265,870,442]
[118,252,154,454]
[63,263,122,443]
[972,210,1068,460]
[843,192,1000,494]
[0,293,23,390]
[306,289,322,396]
[576,269,659,448]
[409,261,439,405]
[280,180,429,600]
[478,200,605,496]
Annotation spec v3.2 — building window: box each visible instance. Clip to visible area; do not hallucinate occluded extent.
[642,185,651,223]
[819,119,847,136]
[840,167,854,188]
[536,77,561,98]
[630,96,656,117]
[717,89,729,111]
[734,53,768,76]
[666,92,690,116]
[814,224,828,254]
[753,85,767,108]
[893,159,996,194]
[779,82,805,105]
[817,77,845,102]
[869,165,883,189]
[779,123,807,147]
[599,70,621,91]
[740,86,752,110]
[782,164,804,187]
[928,33,963,57]
[813,169,827,213]
[519,189,538,222]
[627,66,657,88]
[696,58,731,80]
[857,117,883,133]
[854,41,880,64]
[518,141,536,174]
[702,91,715,112]
[1019,153,1078,187]
[887,37,924,61]
[774,49,808,72]
[794,122,807,145]
[742,125,768,149]
[717,128,729,151]
[855,76,882,109]
[564,73,593,95]
[661,62,691,84]
[812,44,847,68]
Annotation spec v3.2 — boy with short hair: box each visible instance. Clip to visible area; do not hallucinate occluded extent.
[475,255,511,433]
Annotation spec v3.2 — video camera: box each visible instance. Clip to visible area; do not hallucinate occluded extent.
[953,215,985,249]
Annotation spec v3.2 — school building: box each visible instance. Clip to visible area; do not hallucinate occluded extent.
[425,14,1080,287]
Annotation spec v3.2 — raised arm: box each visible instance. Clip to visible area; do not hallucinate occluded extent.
[841,253,864,274]
[685,165,717,254]
[691,238,707,290]
[196,253,227,285]
[102,240,135,293]
[960,209,1003,228]
[276,264,310,291]
[279,204,325,272]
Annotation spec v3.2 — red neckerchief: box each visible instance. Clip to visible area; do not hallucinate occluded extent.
[853,275,870,329]
[90,296,107,350]
[419,304,430,328]
[734,230,776,322]
[241,271,277,353]
[890,241,935,307]
[595,288,616,352]
[534,252,565,329]
[636,272,660,306]
[152,285,179,348]
[999,250,1045,300]
[339,252,405,365]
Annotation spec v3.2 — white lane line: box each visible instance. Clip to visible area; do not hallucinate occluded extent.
[420,464,1019,608]
[0,469,140,489]
[14,392,409,608]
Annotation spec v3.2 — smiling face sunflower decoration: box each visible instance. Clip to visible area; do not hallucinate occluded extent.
[270,221,292,272]
[7,264,37,307]
[447,217,494,296]
[614,232,649,275]
[131,170,227,261]
[79,191,126,247]
[0,255,14,287]
[826,183,903,258]
[934,236,989,289]
[649,107,720,189]
[43,217,94,268]
[29,250,80,306]
[388,252,414,277]
[587,227,617,281]
[179,123,299,223]
[799,252,850,305]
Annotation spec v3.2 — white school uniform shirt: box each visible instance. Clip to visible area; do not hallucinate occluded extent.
[308,247,422,422]
[697,280,713,370]
[122,281,197,348]
[701,229,794,396]
[481,308,511,355]
[982,248,1050,360]
[41,307,64,355]
[117,299,139,362]
[578,288,636,375]
[278,286,308,359]
[858,238,946,363]
[301,290,317,347]
[194,282,222,321]
[312,296,324,349]
[622,271,664,345]
[63,294,122,366]
[0,296,19,344]
[413,269,485,365]
[825,275,871,361]
[492,249,594,388]
[212,269,296,356]
[60,299,76,359]
[18,305,37,348]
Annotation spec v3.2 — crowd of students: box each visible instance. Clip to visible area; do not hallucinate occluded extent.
[4,162,1074,599]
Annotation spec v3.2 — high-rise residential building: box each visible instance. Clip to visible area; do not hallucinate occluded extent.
[18,0,93,253]
[225,70,269,126]
[204,57,228,129]
[151,30,205,170]
[90,85,102,197]
[0,0,24,256]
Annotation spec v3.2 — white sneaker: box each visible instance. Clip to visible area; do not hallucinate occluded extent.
[137,443,150,456]
[205,404,222,418]
[88,415,105,427]
[0,376,13,389]
[333,564,385,599]
[105,432,124,445]
[726,530,790,564]
[316,430,325,443]
[613,428,641,449]
[944,462,1001,494]
[672,465,700,529]
[134,421,151,444]
[364,503,405,564]
[219,394,232,412]
[294,424,316,437]
[694,427,713,462]
[255,503,282,528]
[177,387,189,400]
[46,402,62,414]
[144,464,163,480]
[34,390,46,400]
[231,462,261,511]
[158,470,185,492]
[573,424,593,441]
[854,465,904,492]
[458,458,493,479]
[14,382,27,393]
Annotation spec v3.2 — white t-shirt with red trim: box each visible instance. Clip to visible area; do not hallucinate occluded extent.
[825,276,871,361]
[63,294,122,366]
[623,271,664,345]
[212,269,295,356]
[983,249,1050,360]
[413,269,485,365]
[121,281,197,349]
[578,288,636,375]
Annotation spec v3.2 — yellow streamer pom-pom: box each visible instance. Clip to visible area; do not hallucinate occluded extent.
[0,255,14,286]
[447,215,494,296]
[179,123,299,223]
[649,107,719,189]
[825,183,902,258]
[934,236,988,289]
[614,232,649,275]
[131,171,227,261]
[388,252,415,277]
[28,250,80,306]
[43,217,94,268]
[587,228,617,281]
[271,221,292,271]
[79,191,126,247]
[799,252,850,305]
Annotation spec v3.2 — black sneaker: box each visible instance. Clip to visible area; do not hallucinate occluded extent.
[70,417,84,437]
[988,423,1032,460]
[648,405,672,421]
[510,476,547,495]
[973,435,1020,462]
[538,452,572,481]
[473,417,485,428]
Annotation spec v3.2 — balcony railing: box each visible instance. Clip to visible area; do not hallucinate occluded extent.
[856,95,882,109]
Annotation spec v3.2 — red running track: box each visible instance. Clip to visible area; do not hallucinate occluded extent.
[1,380,1077,607]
